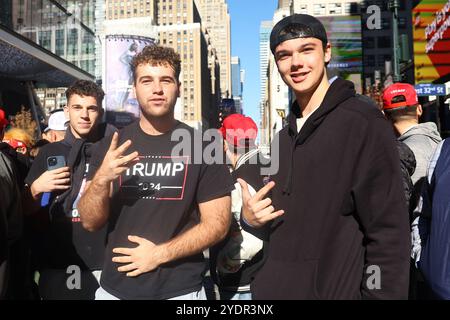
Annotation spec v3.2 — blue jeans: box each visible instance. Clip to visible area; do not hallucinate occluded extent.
[219,290,252,300]
[95,285,207,300]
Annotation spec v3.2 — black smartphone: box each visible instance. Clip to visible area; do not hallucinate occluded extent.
[47,155,66,171]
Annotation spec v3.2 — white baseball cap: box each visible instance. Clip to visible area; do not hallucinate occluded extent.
[44,110,68,132]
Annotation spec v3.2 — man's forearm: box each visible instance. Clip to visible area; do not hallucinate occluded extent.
[158,200,231,265]
[78,177,110,232]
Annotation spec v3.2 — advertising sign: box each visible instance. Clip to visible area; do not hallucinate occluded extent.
[319,15,362,92]
[413,0,450,84]
[105,35,155,127]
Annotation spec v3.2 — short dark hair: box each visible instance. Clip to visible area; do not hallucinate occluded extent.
[66,80,105,106]
[131,45,181,82]
[385,104,418,122]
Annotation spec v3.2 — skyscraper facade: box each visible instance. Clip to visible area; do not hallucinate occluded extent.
[10,0,97,75]
[195,0,231,98]
[157,0,221,129]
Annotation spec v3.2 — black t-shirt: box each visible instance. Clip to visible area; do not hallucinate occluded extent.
[88,121,234,299]
[25,140,108,271]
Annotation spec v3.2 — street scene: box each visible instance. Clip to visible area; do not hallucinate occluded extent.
[1,0,450,302]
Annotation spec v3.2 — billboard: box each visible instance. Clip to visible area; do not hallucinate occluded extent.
[319,15,363,92]
[413,0,450,84]
[105,35,155,127]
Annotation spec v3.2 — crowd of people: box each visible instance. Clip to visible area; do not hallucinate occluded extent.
[1,13,450,300]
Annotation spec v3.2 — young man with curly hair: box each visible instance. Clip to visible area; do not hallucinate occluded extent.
[78,45,233,300]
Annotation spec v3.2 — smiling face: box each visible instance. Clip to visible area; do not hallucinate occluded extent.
[64,94,102,139]
[133,63,180,120]
[274,37,331,96]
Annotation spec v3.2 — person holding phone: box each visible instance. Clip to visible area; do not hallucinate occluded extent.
[24,80,116,300]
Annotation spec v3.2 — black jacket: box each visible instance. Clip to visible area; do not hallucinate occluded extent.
[252,78,410,300]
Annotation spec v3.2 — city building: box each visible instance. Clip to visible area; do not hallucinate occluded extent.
[105,0,157,20]
[231,56,243,114]
[360,0,414,91]
[9,0,98,76]
[259,20,272,146]
[195,0,231,98]
[0,0,94,135]
[157,0,221,129]
[260,5,290,146]
[35,87,67,115]
[290,0,359,16]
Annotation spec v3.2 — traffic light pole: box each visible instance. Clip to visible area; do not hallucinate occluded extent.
[390,0,401,83]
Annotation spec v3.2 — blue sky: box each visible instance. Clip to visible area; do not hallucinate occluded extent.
[228,0,277,125]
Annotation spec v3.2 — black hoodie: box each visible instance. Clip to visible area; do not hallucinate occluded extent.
[251,78,410,300]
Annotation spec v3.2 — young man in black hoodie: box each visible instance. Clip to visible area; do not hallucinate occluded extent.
[24,80,116,299]
[238,14,410,299]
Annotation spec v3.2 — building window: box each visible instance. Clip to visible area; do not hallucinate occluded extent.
[364,55,375,67]
[299,4,308,14]
[377,36,391,49]
[313,4,326,16]
[329,3,342,15]
[365,37,375,49]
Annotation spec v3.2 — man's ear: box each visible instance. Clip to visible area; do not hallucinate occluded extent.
[64,105,70,119]
[417,104,423,117]
[324,42,332,64]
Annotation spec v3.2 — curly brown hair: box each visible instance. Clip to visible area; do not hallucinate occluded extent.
[65,80,105,105]
[131,45,181,82]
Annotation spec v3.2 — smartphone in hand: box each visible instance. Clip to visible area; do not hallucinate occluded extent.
[47,155,66,171]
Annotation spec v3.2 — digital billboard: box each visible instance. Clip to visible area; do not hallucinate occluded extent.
[104,35,155,127]
[319,15,363,92]
[413,0,450,84]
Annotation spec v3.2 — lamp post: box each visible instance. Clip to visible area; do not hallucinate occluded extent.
[389,0,401,83]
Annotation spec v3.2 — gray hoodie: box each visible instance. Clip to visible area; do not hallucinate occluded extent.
[399,122,442,185]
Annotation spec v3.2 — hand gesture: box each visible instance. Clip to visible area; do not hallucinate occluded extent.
[31,166,71,198]
[112,235,165,277]
[238,178,284,228]
[96,132,139,184]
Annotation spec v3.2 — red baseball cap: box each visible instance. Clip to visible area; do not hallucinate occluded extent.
[383,83,419,110]
[0,108,9,128]
[219,114,258,148]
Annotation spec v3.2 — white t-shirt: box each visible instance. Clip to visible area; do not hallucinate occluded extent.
[296,105,320,133]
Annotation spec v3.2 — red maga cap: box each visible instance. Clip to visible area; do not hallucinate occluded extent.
[383,83,419,110]
[219,114,258,148]
[0,108,9,128]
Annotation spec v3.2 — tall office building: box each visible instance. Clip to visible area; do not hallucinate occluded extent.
[360,0,414,90]
[105,0,157,20]
[259,20,272,145]
[0,0,94,129]
[290,0,359,15]
[278,0,291,9]
[231,56,243,114]
[10,0,97,76]
[157,0,221,129]
[195,0,231,98]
